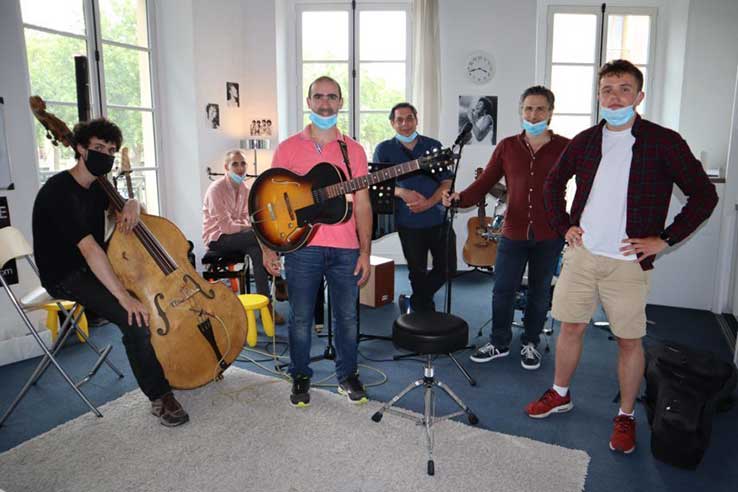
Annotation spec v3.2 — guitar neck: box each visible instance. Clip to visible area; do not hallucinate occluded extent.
[125,174,134,199]
[319,159,422,200]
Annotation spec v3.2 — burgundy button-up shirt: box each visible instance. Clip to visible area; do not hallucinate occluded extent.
[544,115,718,271]
[458,131,570,241]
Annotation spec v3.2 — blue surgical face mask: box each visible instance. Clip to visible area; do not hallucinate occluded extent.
[521,119,548,136]
[228,171,245,185]
[309,111,338,130]
[395,131,418,143]
[600,105,635,127]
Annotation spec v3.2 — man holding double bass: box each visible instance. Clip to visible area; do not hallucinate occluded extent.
[32,118,189,427]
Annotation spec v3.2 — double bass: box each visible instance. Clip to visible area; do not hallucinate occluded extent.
[462,167,498,268]
[30,96,247,389]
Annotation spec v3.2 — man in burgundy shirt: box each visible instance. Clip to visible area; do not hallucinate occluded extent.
[525,60,718,455]
[444,86,569,370]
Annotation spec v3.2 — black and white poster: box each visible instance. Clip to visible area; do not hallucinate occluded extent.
[0,196,18,285]
[226,82,240,108]
[206,103,220,129]
[458,95,497,145]
[0,97,13,190]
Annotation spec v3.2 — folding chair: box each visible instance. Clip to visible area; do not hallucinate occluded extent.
[0,226,124,427]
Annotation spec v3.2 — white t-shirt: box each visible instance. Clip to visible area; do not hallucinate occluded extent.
[580,126,636,261]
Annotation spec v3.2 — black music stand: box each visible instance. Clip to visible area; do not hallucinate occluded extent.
[357,162,396,344]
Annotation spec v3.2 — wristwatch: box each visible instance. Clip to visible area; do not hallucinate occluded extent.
[659,231,676,246]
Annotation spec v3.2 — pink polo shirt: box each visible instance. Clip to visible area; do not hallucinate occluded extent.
[202,176,251,246]
[270,125,368,249]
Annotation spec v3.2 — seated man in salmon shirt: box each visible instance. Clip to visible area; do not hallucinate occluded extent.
[202,149,284,324]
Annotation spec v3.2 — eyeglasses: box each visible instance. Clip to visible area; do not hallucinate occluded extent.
[311,93,340,102]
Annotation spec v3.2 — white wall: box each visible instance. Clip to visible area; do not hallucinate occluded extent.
[0,0,52,363]
[156,0,252,263]
[679,0,738,175]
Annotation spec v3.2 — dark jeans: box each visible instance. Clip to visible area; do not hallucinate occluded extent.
[47,268,171,401]
[491,237,564,348]
[398,224,457,312]
[284,246,359,382]
[208,229,270,298]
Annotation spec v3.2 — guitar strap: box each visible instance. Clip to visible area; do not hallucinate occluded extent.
[337,139,353,180]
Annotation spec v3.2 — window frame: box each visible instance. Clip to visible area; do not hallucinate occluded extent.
[22,0,163,212]
[295,0,412,148]
[544,5,657,130]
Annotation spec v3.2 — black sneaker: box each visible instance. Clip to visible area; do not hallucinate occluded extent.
[520,343,541,370]
[338,374,368,404]
[151,392,190,427]
[469,343,509,363]
[290,376,311,407]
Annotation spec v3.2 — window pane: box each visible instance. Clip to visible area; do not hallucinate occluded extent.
[20,0,85,35]
[360,11,406,61]
[606,15,650,65]
[302,63,350,111]
[551,13,597,63]
[100,0,149,48]
[359,113,394,157]
[25,29,87,103]
[33,103,78,180]
[359,63,405,110]
[551,65,594,114]
[302,112,349,133]
[103,43,152,107]
[113,168,159,215]
[302,11,348,61]
[106,108,156,169]
[550,115,592,139]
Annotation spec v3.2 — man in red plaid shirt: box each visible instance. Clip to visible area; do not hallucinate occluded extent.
[525,60,718,455]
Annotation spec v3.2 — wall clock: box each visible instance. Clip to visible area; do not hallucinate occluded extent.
[465,51,494,84]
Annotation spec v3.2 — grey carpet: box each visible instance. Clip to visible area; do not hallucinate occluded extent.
[0,367,589,492]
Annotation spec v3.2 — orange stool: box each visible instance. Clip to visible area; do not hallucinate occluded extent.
[42,301,89,343]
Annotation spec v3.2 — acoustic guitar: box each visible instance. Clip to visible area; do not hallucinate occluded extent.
[462,167,497,268]
[249,148,455,252]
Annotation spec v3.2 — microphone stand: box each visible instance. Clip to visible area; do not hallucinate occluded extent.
[443,134,470,314]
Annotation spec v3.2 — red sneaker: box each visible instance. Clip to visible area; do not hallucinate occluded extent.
[525,388,573,418]
[609,415,636,454]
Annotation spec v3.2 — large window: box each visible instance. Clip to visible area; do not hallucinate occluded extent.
[298,2,411,156]
[21,0,160,214]
[546,6,655,138]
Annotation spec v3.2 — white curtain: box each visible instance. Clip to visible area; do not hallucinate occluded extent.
[412,0,441,137]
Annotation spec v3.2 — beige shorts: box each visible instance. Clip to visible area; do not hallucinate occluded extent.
[551,246,651,339]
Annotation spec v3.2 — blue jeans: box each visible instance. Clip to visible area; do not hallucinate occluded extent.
[284,246,359,382]
[491,237,564,348]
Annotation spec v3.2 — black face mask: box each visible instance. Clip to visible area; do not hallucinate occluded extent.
[85,149,115,177]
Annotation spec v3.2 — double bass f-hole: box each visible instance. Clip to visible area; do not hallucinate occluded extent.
[170,274,216,308]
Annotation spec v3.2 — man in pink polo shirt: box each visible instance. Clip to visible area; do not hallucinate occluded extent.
[202,149,284,324]
[262,76,373,407]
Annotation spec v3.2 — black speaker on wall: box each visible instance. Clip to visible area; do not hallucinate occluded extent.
[74,55,91,122]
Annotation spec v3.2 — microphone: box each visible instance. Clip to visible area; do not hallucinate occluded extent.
[454,122,473,146]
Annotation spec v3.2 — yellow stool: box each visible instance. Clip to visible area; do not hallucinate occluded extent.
[42,301,89,343]
[237,294,276,347]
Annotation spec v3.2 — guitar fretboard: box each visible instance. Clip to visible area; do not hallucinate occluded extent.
[320,159,421,200]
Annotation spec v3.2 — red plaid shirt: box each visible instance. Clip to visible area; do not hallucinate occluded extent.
[544,115,718,270]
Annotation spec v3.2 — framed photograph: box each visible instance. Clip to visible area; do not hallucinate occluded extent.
[226,82,240,108]
[206,103,220,129]
[458,95,497,145]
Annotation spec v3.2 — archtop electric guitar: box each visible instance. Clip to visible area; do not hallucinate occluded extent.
[249,148,455,252]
